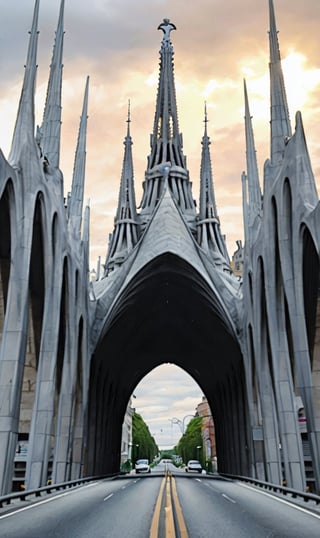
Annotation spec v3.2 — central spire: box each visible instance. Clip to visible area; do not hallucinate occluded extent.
[152,18,179,153]
[140,19,196,221]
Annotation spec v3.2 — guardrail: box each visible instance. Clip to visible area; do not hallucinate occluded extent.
[219,473,320,505]
[2,471,319,511]
[0,473,120,509]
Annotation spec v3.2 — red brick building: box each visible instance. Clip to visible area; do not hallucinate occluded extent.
[196,397,217,470]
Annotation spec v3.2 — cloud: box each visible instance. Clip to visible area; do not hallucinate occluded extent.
[133,364,203,448]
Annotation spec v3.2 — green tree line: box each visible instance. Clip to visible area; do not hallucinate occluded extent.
[131,412,158,464]
[174,417,204,465]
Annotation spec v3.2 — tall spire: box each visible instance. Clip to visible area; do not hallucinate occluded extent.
[140,19,195,220]
[199,103,217,221]
[197,104,230,267]
[38,0,65,169]
[268,0,291,166]
[105,101,139,273]
[149,19,181,167]
[243,79,262,231]
[68,76,89,239]
[8,0,40,165]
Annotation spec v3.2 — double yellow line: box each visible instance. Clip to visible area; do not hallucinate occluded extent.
[150,472,188,538]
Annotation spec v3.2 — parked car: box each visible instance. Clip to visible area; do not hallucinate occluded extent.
[135,459,151,473]
[185,460,202,473]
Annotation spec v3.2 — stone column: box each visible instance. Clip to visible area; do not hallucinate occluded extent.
[24,288,62,489]
[0,274,30,494]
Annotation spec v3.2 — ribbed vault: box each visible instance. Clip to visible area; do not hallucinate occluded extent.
[87,253,245,475]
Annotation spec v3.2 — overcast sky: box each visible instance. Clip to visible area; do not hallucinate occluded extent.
[0,0,319,449]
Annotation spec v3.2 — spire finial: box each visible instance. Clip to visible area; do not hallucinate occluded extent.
[204,101,208,135]
[204,101,208,122]
[158,19,176,42]
[126,99,131,135]
[127,99,131,122]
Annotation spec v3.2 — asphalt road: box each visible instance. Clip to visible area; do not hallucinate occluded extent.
[175,474,320,537]
[0,465,319,537]
[0,476,161,538]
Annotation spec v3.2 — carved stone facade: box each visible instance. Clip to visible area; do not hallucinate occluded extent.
[0,0,319,496]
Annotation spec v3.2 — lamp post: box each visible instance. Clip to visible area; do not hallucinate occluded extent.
[169,414,195,434]
[196,445,202,462]
[131,443,139,463]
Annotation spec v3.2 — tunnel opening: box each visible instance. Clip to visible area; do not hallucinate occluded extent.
[131,363,203,449]
[124,363,217,473]
[86,253,246,477]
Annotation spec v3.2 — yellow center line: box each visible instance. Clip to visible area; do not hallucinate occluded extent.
[149,473,189,538]
[171,476,189,537]
[165,474,175,538]
[149,476,166,538]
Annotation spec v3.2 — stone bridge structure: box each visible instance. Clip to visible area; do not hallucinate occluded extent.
[0,0,319,495]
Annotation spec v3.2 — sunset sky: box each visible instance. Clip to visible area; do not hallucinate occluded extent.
[0,0,319,449]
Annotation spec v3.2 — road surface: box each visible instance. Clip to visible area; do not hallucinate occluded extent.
[1,463,319,537]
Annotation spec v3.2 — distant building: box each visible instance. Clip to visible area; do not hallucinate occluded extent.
[196,397,216,470]
[121,399,134,466]
[230,240,244,278]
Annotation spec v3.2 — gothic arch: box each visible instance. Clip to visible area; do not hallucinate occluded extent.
[0,181,14,346]
[28,194,46,367]
[301,225,320,439]
[302,225,320,370]
[17,194,46,455]
[86,252,244,476]
[51,212,58,257]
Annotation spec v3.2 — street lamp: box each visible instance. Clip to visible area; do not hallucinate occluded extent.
[169,414,195,434]
[196,445,201,461]
[130,443,139,463]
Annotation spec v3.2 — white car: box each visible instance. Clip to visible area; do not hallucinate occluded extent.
[185,460,202,473]
[135,459,151,473]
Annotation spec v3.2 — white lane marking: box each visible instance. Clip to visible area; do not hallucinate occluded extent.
[222,493,236,504]
[203,480,236,503]
[103,493,114,502]
[196,479,202,482]
[0,481,98,520]
[238,482,320,520]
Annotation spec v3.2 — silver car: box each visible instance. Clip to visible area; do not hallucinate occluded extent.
[135,459,151,473]
[185,460,202,473]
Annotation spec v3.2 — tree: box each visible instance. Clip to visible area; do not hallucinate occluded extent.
[131,412,158,464]
[175,417,203,465]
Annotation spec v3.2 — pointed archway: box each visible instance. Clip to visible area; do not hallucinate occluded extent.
[86,253,247,476]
